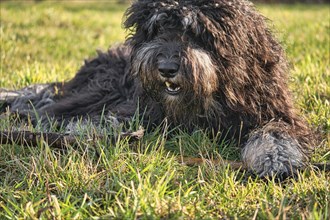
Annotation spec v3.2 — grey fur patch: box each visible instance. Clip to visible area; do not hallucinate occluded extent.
[1,84,55,114]
[242,128,306,179]
[0,84,49,100]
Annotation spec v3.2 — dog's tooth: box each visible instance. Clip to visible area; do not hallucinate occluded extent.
[165,81,171,88]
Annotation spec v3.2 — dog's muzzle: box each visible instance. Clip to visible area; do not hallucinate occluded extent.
[158,60,182,95]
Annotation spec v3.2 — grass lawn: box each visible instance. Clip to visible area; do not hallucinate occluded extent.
[0,1,329,219]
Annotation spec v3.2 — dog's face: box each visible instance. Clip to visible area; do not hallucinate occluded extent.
[125,1,228,113]
[124,0,283,125]
[131,29,218,108]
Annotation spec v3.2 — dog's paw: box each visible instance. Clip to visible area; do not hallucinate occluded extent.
[242,128,306,181]
[249,153,303,181]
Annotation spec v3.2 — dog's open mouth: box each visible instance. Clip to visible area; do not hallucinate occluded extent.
[165,81,181,95]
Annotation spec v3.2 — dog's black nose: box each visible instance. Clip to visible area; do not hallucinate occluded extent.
[158,62,179,78]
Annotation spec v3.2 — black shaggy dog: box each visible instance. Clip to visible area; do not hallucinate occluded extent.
[1,0,314,180]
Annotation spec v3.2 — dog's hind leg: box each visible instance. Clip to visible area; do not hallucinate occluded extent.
[241,122,308,180]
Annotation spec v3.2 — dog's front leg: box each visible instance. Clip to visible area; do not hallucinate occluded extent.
[241,123,307,180]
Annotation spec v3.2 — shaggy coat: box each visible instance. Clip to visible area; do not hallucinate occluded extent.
[1,0,314,180]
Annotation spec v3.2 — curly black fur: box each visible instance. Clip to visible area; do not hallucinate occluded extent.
[1,0,315,180]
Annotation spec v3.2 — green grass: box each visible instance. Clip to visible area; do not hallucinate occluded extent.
[0,2,329,219]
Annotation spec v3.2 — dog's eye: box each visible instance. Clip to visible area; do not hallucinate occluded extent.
[181,31,203,47]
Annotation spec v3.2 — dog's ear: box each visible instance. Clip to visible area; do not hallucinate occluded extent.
[124,0,156,47]
[189,1,287,111]
[123,0,149,31]
[196,1,281,67]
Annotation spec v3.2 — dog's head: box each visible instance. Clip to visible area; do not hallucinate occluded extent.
[124,0,286,124]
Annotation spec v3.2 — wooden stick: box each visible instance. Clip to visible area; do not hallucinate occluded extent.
[0,131,74,148]
[0,129,144,148]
